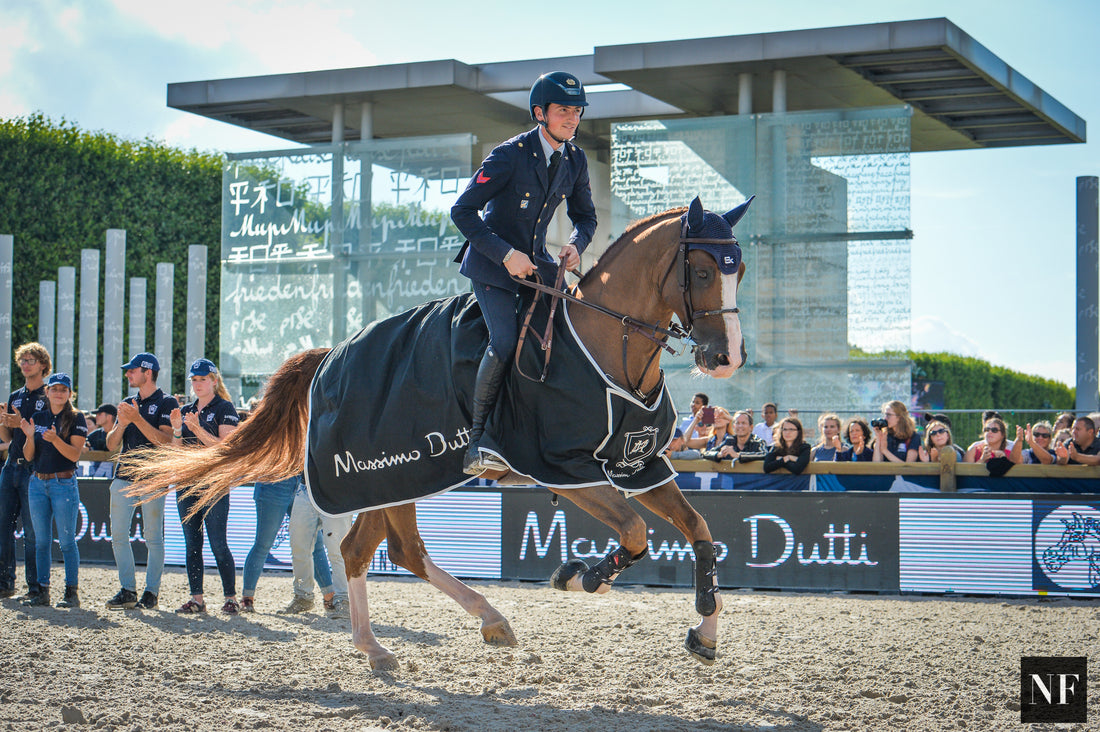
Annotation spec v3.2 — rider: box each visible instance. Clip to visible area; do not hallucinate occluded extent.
[451,71,598,475]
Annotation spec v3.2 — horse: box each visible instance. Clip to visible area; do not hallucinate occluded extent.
[1042,512,1100,588]
[125,195,752,671]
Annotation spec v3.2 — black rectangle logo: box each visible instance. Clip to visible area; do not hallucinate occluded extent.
[1021,656,1087,723]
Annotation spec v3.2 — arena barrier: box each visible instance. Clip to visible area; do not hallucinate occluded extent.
[14,456,1100,599]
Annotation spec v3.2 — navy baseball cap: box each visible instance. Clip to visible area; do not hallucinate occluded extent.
[122,353,159,371]
[96,403,118,418]
[47,373,72,389]
[189,358,218,377]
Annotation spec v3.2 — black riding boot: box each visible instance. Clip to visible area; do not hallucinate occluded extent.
[463,347,510,475]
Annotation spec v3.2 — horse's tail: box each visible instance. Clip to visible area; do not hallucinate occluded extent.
[124,347,331,518]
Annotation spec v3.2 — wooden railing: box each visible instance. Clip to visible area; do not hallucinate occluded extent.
[669,455,1100,492]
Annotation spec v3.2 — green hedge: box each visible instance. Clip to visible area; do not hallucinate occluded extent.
[0,114,222,397]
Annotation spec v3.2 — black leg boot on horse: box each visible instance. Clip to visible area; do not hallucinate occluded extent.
[463,346,510,475]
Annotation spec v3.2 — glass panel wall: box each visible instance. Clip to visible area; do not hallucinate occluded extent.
[219,135,472,400]
[611,108,912,412]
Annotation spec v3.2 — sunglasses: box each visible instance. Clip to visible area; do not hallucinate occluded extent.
[983,427,1002,433]
[1032,432,1051,439]
[929,428,948,436]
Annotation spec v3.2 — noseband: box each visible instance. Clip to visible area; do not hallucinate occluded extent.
[512,219,742,402]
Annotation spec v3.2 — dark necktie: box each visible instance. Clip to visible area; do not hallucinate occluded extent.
[547,149,561,183]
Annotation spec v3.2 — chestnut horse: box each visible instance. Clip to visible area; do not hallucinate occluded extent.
[126,196,751,670]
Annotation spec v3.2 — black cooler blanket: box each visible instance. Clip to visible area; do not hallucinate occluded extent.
[305,292,678,515]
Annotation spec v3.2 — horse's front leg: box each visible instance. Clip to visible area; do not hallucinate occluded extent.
[342,512,398,671]
[381,506,516,647]
[635,481,722,665]
[546,485,649,595]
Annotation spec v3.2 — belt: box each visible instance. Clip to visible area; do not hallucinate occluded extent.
[34,470,74,480]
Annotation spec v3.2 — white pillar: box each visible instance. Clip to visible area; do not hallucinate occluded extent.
[772,70,787,114]
[738,73,753,115]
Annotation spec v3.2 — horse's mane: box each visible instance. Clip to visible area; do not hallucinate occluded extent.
[577,207,686,287]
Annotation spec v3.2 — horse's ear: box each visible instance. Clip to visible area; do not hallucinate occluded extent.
[687,196,704,231]
[723,194,755,228]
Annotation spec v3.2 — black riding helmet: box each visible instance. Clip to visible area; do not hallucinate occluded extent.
[529,71,588,122]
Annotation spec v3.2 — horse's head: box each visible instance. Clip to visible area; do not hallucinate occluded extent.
[675,195,754,378]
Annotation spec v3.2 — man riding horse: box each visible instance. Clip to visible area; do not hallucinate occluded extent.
[451,70,598,475]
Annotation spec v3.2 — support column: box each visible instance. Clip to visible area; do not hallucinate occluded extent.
[1077,175,1099,413]
[738,73,752,115]
[129,278,146,356]
[332,102,347,341]
[772,70,787,114]
[359,101,375,322]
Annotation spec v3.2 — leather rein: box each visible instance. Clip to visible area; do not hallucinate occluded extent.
[512,219,741,402]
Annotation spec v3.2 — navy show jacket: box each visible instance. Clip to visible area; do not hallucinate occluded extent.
[451,127,597,292]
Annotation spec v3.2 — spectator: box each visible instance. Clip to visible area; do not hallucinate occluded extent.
[811,413,842,461]
[240,476,335,613]
[20,373,86,607]
[170,359,241,614]
[708,410,766,462]
[764,417,811,474]
[752,402,778,446]
[105,352,177,611]
[1053,427,1072,448]
[1052,412,1075,435]
[279,479,351,618]
[679,393,709,443]
[663,428,702,461]
[82,403,117,478]
[873,400,920,463]
[835,418,874,462]
[0,342,50,601]
[1055,417,1100,466]
[918,420,964,462]
[695,407,735,456]
[1021,421,1056,465]
[965,416,1022,464]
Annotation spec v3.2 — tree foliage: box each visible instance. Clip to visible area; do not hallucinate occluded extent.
[0,114,222,397]
[908,351,1073,410]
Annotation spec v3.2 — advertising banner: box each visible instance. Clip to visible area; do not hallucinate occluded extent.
[502,489,899,592]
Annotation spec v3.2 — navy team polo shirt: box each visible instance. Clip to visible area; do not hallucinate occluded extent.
[30,410,88,474]
[120,388,179,453]
[179,395,240,445]
[5,385,46,465]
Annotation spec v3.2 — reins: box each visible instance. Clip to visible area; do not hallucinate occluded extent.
[511,218,740,401]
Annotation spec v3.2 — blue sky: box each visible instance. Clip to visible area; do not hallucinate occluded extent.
[1,0,1096,387]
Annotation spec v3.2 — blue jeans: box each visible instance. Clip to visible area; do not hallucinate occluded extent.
[241,478,331,597]
[109,478,166,594]
[0,460,39,593]
[27,476,80,588]
[177,492,236,597]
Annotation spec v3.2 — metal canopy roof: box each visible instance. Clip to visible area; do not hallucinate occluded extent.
[167,18,1084,154]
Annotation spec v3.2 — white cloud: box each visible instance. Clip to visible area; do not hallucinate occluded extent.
[108,0,376,74]
[910,315,982,358]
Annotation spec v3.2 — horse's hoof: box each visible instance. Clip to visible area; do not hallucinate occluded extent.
[550,559,589,591]
[481,619,518,647]
[368,651,400,672]
[684,628,716,666]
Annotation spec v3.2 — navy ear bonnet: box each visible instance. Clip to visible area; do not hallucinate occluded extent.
[680,195,754,275]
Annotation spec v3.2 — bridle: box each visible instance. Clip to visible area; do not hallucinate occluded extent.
[513,218,742,402]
